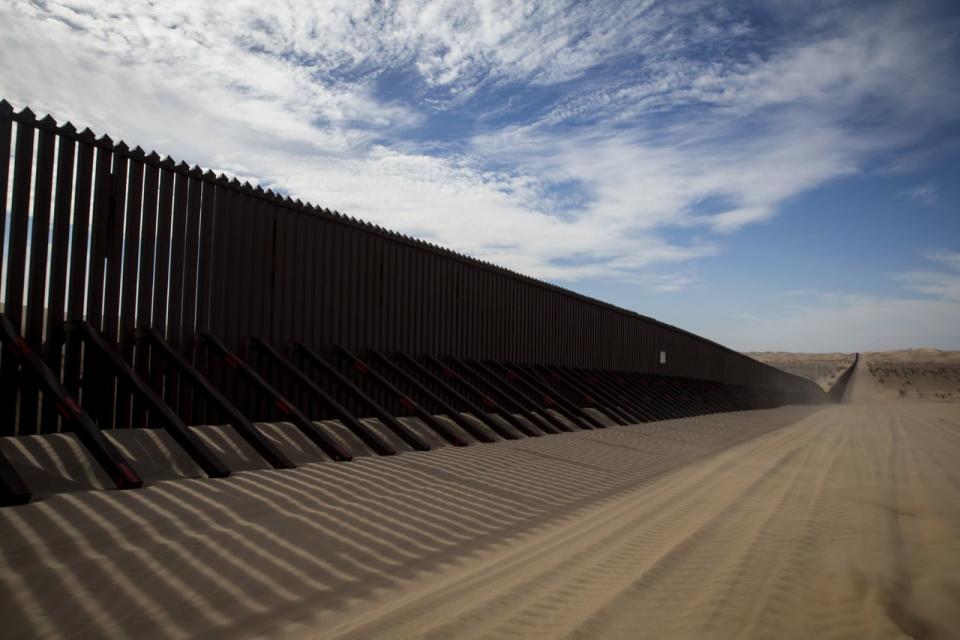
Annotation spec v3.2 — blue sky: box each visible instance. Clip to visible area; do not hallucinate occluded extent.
[2,0,959,351]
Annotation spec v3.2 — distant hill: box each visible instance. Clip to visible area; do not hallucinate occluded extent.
[862,349,960,364]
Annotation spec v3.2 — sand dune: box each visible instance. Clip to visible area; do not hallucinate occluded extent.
[2,361,959,638]
[864,348,960,364]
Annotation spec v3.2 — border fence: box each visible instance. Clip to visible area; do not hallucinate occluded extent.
[827,353,859,403]
[0,100,827,505]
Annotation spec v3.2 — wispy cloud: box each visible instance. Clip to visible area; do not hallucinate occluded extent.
[717,294,960,352]
[715,252,960,351]
[1,0,958,288]
[897,251,960,302]
[902,182,939,206]
[928,250,960,271]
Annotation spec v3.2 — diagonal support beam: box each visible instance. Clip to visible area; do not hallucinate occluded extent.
[554,366,641,423]
[333,346,467,447]
[465,359,564,434]
[395,353,517,440]
[199,333,353,462]
[67,321,230,478]
[581,369,645,423]
[622,373,693,419]
[445,357,553,435]
[592,369,670,421]
[483,360,574,432]
[250,338,393,456]
[293,343,431,452]
[489,361,594,430]
[369,350,494,443]
[511,362,609,429]
[657,376,711,415]
[422,355,539,438]
[137,328,294,470]
[540,365,638,425]
[1,313,142,491]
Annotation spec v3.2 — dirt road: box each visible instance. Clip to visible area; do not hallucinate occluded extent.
[2,358,958,639]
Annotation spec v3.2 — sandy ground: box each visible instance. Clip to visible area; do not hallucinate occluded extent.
[743,352,856,390]
[865,351,960,401]
[2,359,960,639]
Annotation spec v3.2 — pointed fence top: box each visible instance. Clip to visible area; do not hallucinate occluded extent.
[58,121,77,135]
[115,140,130,153]
[0,99,12,115]
[175,160,189,172]
[77,127,96,143]
[16,106,36,121]
[37,114,57,130]
[146,150,161,162]
[129,145,145,160]
[203,169,216,180]
[159,156,175,169]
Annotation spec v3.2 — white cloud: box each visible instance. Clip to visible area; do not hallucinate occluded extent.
[897,251,960,302]
[928,251,960,271]
[1,0,957,289]
[902,182,939,206]
[472,111,863,236]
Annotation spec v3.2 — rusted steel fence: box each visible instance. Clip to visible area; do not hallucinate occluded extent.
[0,100,825,439]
